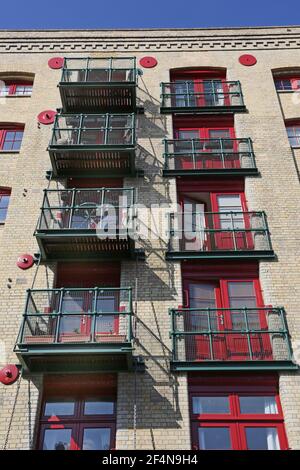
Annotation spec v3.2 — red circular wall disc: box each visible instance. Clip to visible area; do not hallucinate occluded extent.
[17,254,35,270]
[37,110,57,125]
[48,57,64,69]
[0,365,19,385]
[239,54,257,66]
[139,57,158,68]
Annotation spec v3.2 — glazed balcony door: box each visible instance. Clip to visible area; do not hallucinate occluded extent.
[185,282,226,361]
[211,193,254,251]
[183,198,207,252]
[222,280,272,361]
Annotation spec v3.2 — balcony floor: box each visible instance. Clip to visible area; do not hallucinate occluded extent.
[49,147,136,177]
[166,250,275,260]
[35,230,138,261]
[160,105,247,114]
[163,168,259,177]
[59,82,137,113]
[171,360,298,371]
[16,342,134,373]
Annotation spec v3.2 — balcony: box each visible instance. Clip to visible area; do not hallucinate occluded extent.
[59,57,138,112]
[167,211,274,260]
[14,288,134,373]
[163,138,258,176]
[170,307,297,371]
[160,80,245,114]
[48,114,136,177]
[35,188,138,261]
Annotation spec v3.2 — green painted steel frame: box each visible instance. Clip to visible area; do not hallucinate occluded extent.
[163,137,258,176]
[160,80,246,114]
[14,287,136,372]
[169,306,298,371]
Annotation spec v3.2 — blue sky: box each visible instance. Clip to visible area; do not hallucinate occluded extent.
[0,0,299,29]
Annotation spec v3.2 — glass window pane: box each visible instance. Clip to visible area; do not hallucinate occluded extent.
[44,401,75,416]
[84,400,114,415]
[198,427,231,450]
[240,396,278,414]
[192,396,229,414]
[82,428,111,450]
[43,428,72,450]
[245,427,280,450]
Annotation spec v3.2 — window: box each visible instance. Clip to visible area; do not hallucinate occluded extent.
[170,69,229,108]
[190,377,288,450]
[183,278,271,362]
[0,126,24,151]
[38,393,116,450]
[286,121,300,147]
[0,188,11,224]
[0,80,33,97]
[275,77,300,91]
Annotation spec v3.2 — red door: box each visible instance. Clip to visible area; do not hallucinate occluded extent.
[211,193,254,251]
[221,280,272,361]
[175,125,236,170]
[184,281,226,361]
[56,263,120,343]
[182,197,208,252]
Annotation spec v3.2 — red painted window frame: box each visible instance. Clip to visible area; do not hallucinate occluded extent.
[182,276,271,362]
[179,190,252,251]
[0,187,11,224]
[0,80,33,96]
[170,69,230,107]
[0,125,24,151]
[189,376,289,450]
[37,376,117,450]
[285,120,300,147]
[275,75,300,91]
[54,262,122,339]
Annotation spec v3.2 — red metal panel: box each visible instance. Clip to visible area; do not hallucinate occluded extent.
[56,262,121,287]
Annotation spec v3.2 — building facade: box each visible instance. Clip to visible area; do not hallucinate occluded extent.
[0,26,300,451]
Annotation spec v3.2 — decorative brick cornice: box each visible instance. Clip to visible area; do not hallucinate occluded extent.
[1,27,300,53]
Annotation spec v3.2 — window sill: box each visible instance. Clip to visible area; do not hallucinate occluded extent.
[291,146,300,149]
[276,90,300,93]
[0,95,32,98]
[0,150,20,154]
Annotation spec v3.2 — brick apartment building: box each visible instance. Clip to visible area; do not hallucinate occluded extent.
[0,26,300,450]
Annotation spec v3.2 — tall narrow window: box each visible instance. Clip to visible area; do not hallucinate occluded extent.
[286,121,300,148]
[0,188,11,224]
[0,125,24,151]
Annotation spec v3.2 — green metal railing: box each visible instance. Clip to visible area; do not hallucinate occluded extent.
[161,80,244,110]
[170,307,294,365]
[163,138,256,172]
[168,210,273,254]
[50,113,136,148]
[37,187,135,233]
[60,57,138,84]
[16,287,133,346]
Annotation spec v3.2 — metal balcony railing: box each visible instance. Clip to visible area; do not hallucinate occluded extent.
[16,287,133,347]
[48,114,136,177]
[50,113,136,148]
[37,187,135,233]
[160,80,245,113]
[163,138,257,174]
[59,57,138,112]
[170,307,296,370]
[60,57,137,84]
[167,211,274,259]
